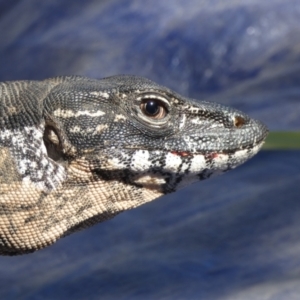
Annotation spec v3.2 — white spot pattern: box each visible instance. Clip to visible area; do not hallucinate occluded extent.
[53,109,105,118]
[0,125,66,192]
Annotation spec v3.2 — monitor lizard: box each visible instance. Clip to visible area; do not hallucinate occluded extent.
[0,75,268,255]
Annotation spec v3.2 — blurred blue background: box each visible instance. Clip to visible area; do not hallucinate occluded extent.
[0,0,300,299]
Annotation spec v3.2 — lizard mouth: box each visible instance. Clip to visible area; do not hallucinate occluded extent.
[170,118,268,157]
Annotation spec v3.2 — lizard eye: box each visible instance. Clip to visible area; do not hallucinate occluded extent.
[140,99,167,119]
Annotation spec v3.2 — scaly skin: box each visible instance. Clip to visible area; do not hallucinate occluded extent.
[0,75,268,255]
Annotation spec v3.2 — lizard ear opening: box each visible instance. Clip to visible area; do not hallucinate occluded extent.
[43,125,64,162]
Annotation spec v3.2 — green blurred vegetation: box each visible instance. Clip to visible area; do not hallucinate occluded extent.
[263,132,300,150]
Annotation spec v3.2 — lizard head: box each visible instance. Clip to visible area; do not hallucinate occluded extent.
[44,75,268,194]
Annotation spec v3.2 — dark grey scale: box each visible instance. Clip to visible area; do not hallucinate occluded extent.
[160,172,177,194]
[100,201,115,219]
[179,156,193,174]
[164,173,185,193]
[43,168,60,190]
[226,152,240,169]
[223,152,237,171]
[225,157,235,172]
[0,204,20,215]
[8,219,17,235]
[204,154,216,170]
[1,233,14,254]
[132,152,170,191]
[43,217,61,232]
[93,168,143,189]
[13,148,41,180]
[163,155,193,192]
[24,215,37,224]
[198,168,215,181]
[103,195,116,206]
[147,151,165,172]
[75,202,93,217]
[64,117,106,151]
[0,82,47,130]
[246,148,254,154]
[0,199,37,216]
[0,127,15,145]
[161,159,187,193]
[156,150,168,169]
[110,150,133,169]
[3,113,36,130]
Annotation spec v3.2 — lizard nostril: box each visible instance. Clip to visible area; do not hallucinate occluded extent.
[234,115,246,128]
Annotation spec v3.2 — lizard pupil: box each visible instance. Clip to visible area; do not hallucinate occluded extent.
[140,97,167,119]
[145,100,159,116]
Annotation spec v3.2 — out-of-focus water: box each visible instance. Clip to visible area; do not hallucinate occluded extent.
[0,0,299,299]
